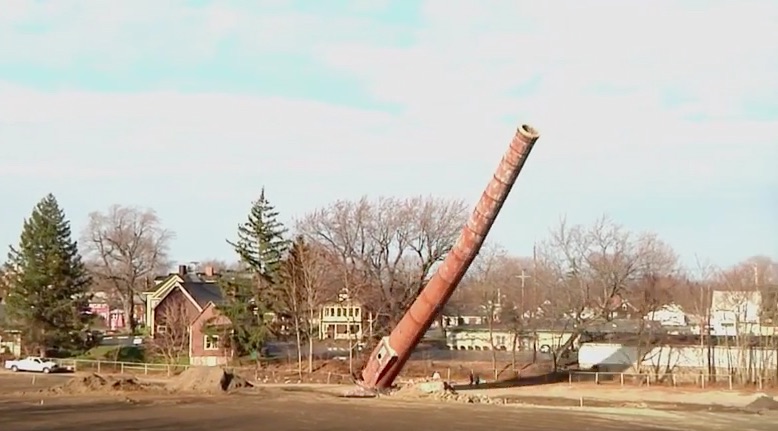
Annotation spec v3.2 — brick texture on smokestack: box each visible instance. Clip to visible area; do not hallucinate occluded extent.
[178,264,187,275]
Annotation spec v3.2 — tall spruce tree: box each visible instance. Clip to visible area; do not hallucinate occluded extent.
[5,194,93,355]
[220,188,291,357]
[227,188,290,284]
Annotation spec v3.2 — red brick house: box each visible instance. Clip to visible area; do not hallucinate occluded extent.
[143,265,232,365]
[189,302,232,366]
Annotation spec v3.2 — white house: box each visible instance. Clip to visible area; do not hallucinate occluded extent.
[446,326,512,350]
[319,291,367,341]
[709,290,762,336]
[644,304,688,326]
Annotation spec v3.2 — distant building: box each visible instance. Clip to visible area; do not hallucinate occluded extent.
[709,290,763,336]
[87,292,127,331]
[644,304,689,326]
[142,265,235,366]
[142,265,223,337]
[318,290,366,341]
[445,320,580,352]
[188,301,232,366]
[0,303,21,357]
[439,304,491,327]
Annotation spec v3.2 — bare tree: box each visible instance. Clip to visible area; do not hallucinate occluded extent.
[81,205,174,334]
[499,255,545,368]
[460,243,510,379]
[148,297,194,365]
[296,195,467,336]
[673,258,722,379]
[626,274,677,376]
[280,237,335,375]
[536,215,678,363]
[715,257,778,382]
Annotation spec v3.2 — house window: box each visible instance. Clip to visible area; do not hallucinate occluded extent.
[156,325,167,334]
[204,335,220,350]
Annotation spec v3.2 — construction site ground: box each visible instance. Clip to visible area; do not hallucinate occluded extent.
[2,370,777,431]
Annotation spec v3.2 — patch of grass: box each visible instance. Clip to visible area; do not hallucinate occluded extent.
[79,345,146,362]
[147,355,190,365]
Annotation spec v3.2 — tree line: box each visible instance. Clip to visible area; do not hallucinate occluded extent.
[0,191,775,368]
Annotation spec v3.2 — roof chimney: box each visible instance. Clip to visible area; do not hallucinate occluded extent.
[178,265,188,276]
[204,266,215,277]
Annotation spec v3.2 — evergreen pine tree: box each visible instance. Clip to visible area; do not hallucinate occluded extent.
[227,187,291,284]
[5,194,93,355]
[220,188,291,357]
[216,276,271,358]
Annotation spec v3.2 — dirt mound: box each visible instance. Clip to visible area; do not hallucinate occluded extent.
[388,379,500,404]
[47,373,152,395]
[167,367,254,394]
[744,395,778,413]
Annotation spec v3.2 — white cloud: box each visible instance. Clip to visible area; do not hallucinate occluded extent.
[0,0,410,71]
[0,84,404,179]
[317,0,778,191]
[1,0,775,193]
[0,0,775,265]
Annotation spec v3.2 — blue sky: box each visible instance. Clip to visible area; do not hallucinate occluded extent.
[1,0,776,269]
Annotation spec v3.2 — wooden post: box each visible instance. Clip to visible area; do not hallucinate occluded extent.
[144,363,148,375]
[646,374,650,387]
[595,372,599,385]
[120,362,125,374]
[728,375,732,390]
[97,361,101,374]
[672,374,677,387]
[327,372,331,384]
[620,373,624,386]
[446,368,451,384]
[569,372,572,386]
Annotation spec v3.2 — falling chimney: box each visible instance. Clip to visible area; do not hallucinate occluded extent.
[178,265,187,276]
[204,266,215,277]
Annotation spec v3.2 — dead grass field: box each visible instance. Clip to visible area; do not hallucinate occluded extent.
[1,372,776,431]
[245,358,523,384]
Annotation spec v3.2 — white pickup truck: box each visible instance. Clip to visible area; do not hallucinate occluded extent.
[3,356,62,373]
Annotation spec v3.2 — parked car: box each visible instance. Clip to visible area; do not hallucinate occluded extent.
[3,356,65,373]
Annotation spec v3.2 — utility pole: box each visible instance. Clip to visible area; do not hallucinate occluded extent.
[516,269,531,315]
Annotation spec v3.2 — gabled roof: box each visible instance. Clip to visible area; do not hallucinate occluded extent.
[185,282,223,308]
[711,290,761,309]
[151,273,224,314]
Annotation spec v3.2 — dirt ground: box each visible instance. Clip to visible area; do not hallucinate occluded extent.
[461,382,778,409]
[247,358,517,384]
[1,371,777,431]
